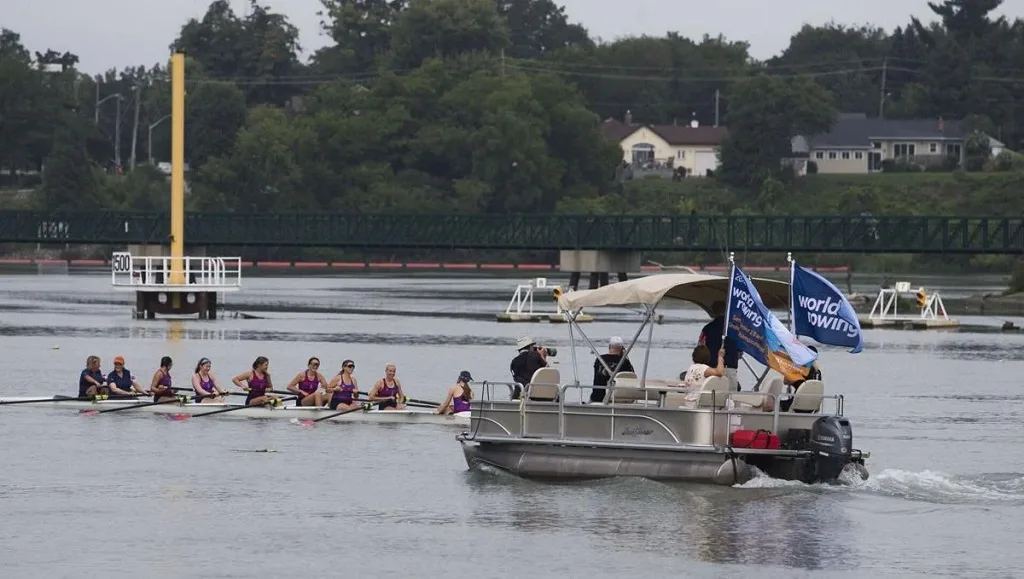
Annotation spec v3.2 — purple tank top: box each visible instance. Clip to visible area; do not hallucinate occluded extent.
[298,371,319,395]
[195,375,215,395]
[378,379,397,399]
[158,371,172,389]
[333,378,355,402]
[453,396,471,413]
[249,373,267,396]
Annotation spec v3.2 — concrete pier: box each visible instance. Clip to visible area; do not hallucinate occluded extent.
[560,250,643,290]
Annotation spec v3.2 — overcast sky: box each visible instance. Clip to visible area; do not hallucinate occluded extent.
[6,0,1024,74]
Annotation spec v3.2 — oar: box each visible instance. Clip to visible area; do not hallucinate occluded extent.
[0,395,84,406]
[401,396,441,407]
[166,396,297,421]
[293,402,373,428]
[80,395,188,416]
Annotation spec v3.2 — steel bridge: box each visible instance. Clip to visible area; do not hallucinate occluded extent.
[1,211,1022,254]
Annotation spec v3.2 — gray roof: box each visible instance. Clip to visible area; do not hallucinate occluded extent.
[802,113,967,149]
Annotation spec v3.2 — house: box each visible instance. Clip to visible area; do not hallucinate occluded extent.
[599,112,728,178]
[792,113,1005,174]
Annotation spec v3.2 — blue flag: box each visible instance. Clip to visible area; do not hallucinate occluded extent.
[726,265,818,382]
[790,262,864,354]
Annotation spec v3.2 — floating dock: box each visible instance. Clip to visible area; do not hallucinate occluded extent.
[859,281,960,330]
[111,252,241,319]
[497,277,594,323]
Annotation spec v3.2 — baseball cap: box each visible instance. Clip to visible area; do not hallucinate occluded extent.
[609,336,624,347]
[113,356,125,364]
[458,370,473,382]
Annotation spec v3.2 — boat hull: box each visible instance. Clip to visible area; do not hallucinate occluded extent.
[0,397,469,426]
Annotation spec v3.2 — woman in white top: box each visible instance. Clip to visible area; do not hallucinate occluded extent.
[679,345,725,405]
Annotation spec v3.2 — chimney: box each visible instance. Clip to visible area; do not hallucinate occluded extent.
[624,110,633,125]
[938,117,944,133]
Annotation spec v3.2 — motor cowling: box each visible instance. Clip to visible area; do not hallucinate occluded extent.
[809,415,853,482]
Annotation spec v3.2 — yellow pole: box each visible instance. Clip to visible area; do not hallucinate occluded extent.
[170,53,185,285]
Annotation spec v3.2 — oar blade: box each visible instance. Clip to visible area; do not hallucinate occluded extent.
[290,418,316,428]
[165,413,191,421]
[78,409,99,417]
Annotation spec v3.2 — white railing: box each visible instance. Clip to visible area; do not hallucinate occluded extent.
[505,277,566,316]
[868,281,948,320]
[110,252,242,291]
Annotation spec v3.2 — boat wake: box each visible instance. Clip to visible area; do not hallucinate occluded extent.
[738,467,1024,505]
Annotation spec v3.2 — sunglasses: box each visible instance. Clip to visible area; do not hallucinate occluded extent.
[310,363,320,367]
[344,364,355,369]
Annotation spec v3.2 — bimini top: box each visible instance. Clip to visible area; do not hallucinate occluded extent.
[555,273,790,316]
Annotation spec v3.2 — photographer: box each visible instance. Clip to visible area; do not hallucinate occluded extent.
[509,336,551,400]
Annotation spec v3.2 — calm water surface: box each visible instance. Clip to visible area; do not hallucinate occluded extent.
[1,274,1022,579]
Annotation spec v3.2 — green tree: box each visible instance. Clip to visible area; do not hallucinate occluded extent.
[314,0,407,75]
[717,74,836,188]
[388,0,509,70]
[40,120,105,210]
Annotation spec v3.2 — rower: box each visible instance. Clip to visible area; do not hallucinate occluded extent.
[436,370,473,415]
[106,356,146,397]
[79,355,109,399]
[233,356,280,407]
[192,358,226,403]
[325,359,360,410]
[149,357,175,403]
[286,357,327,407]
[368,363,405,411]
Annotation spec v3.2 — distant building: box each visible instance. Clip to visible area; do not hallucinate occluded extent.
[792,113,1006,174]
[600,111,728,178]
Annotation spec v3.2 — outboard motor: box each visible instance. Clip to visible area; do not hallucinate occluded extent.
[809,416,853,482]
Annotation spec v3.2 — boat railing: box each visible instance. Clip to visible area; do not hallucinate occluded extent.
[468,380,845,446]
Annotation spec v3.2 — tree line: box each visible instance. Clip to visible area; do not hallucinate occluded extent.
[2,0,1023,215]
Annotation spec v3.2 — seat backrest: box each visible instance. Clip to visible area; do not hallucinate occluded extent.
[605,372,651,404]
[764,378,783,403]
[696,376,732,408]
[789,380,824,413]
[527,367,561,402]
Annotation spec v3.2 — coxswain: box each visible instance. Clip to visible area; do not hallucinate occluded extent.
[436,370,473,415]
[325,359,360,410]
[79,355,109,399]
[233,356,280,407]
[149,356,176,403]
[286,357,327,407]
[192,358,226,403]
[368,363,405,410]
[106,356,147,396]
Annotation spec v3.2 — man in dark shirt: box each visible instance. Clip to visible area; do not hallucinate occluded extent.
[590,336,634,403]
[699,300,740,390]
[509,336,548,400]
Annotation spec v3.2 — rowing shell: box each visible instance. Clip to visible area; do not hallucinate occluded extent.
[0,397,470,426]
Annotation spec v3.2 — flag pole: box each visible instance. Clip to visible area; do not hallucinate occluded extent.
[787,252,796,334]
[723,251,735,346]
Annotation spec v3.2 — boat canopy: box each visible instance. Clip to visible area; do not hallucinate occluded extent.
[555,273,790,315]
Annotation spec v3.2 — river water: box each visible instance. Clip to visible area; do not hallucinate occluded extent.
[0,273,1022,579]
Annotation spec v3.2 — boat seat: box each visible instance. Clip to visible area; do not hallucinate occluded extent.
[604,372,654,404]
[526,368,560,402]
[732,378,784,410]
[663,376,732,408]
[788,380,824,413]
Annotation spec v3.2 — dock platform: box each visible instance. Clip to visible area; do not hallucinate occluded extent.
[111,252,241,319]
[497,277,594,323]
[863,281,959,331]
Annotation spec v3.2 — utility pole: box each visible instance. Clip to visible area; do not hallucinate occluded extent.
[114,95,123,169]
[148,115,170,165]
[714,89,720,127]
[878,58,888,119]
[500,48,505,76]
[94,81,100,125]
[130,85,142,170]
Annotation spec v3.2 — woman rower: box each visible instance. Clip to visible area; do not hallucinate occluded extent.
[78,355,109,399]
[233,356,280,407]
[192,358,226,403]
[436,370,473,415]
[106,356,147,396]
[286,357,328,407]
[150,356,176,403]
[325,359,360,410]
[368,363,405,411]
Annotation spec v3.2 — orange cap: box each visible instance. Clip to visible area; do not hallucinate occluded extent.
[113,356,125,364]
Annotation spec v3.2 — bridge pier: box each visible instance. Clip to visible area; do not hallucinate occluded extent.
[560,250,642,290]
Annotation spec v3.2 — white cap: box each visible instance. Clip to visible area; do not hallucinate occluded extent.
[517,336,536,350]
[609,336,624,347]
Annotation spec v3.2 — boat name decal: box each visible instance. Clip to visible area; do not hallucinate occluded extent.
[621,426,653,436]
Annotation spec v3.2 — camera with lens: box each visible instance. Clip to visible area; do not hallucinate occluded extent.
[534,345,557,357]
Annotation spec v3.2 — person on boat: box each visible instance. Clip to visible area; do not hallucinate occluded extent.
[233,356,279,407]
[678,345,726,405]
[149,357,176,403]
[698,301,740,390]
[589,336,635,403]
[779,346,822,413]
[436,370,473,415]
[286,357,328,407]
[79,355,109,399]
[368,363,406,410]
[325,359,360,411]
[106,355,146,396]
[509,336,548,400]
[192,358,227,403]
